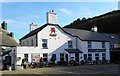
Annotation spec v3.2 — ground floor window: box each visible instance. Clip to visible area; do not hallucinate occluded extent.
[95,53,99,61]
[24,54,28,62]
[60,53,64,61]
[84,54,87,60]
[51,54,56,61]
[88,54,92,62]
[43,53,48,64]
[102,53,106,60]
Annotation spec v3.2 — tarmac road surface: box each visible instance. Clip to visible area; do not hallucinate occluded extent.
[1,64,120,76]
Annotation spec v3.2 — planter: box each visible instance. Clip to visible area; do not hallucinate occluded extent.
[16,66,23,70]
[9,66,12,71]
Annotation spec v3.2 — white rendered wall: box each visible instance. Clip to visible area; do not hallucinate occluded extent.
[21,35,37,46]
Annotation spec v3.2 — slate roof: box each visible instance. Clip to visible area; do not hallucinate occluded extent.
[20,23,110,42]
[0,27,19,47]
[20,24,58,40]
[102,34,120,44]
[63,28,110,42]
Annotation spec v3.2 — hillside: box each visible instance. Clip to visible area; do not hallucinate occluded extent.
[64,10,120,34]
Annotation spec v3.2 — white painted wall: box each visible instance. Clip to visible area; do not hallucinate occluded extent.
[15,24,110,66]
[14,25,78,65]
[21,35,37,46]
[77,41,110,61]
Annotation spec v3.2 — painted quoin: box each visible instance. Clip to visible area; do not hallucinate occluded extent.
[7,10,110,67]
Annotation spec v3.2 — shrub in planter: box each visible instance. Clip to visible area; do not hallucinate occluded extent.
[48,57,55,67]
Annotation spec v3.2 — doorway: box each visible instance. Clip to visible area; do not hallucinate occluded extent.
[65,54,68,61]
[75,53,79,62]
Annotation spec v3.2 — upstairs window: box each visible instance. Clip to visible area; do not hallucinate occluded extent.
[60,53,64,61]
[68,40,73,49]
[23,42,25,46]
[88,41,92,48]
[31,39,34,46]
[42,39,48,48]
[26,41,29,46]
[102,42,105,48]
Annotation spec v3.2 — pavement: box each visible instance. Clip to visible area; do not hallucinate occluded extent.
[0,64,120,76]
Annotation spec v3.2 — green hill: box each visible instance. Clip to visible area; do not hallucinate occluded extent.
[64,10,120,34]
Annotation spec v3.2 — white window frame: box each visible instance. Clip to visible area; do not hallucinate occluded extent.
[42,39,48,48]
[88,41,92,48]
[102,42,105,48]
[68,40,73,49]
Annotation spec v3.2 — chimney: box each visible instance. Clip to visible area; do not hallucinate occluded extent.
[1,21,7,30]
[10,32,14,38]
[30,23,38,32]
[46,10,57,24]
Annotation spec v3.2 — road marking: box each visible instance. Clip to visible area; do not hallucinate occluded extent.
[58,70,79,75]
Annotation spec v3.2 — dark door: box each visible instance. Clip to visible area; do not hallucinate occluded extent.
[84,54,87,60]
[75,53,79,62]
[65,54,68,61]
[5,56,11,66]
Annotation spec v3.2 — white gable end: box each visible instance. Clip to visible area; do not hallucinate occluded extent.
[37,25,77,53]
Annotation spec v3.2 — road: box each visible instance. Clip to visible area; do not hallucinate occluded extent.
[0,64,120,76]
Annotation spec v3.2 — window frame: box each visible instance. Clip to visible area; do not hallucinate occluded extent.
[87,41,92,48]
[102,53,106,60]
[42,39,48,48]
[60,53,64,61]
[68,40,73,49]
[102,42,105,48]
[95,53,99,61]
[24,54,28,62]
[31,39,34,46]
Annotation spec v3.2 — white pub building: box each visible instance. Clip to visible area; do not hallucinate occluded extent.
[7,11,110,68]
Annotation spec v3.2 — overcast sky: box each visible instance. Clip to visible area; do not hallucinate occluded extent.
[1,2,119,42]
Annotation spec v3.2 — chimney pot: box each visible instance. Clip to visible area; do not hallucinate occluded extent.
[1,21,7,30]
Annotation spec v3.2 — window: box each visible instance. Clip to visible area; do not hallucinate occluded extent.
[84,54,87,60]
[26,41,28,46]
[43,53,48,64]
[60,53,64,61]
[23,42,25,46]
[68,40,73,49]
[24,54,28,62]
[51,54,56,60]
[43,53,47,57]
[31,39,34,46]
[42,39,48,48]
[88,41,91,48]
[88,54,92,62]
[102,53,106,60]
[95,53,99,61]
[102,42,105,48]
